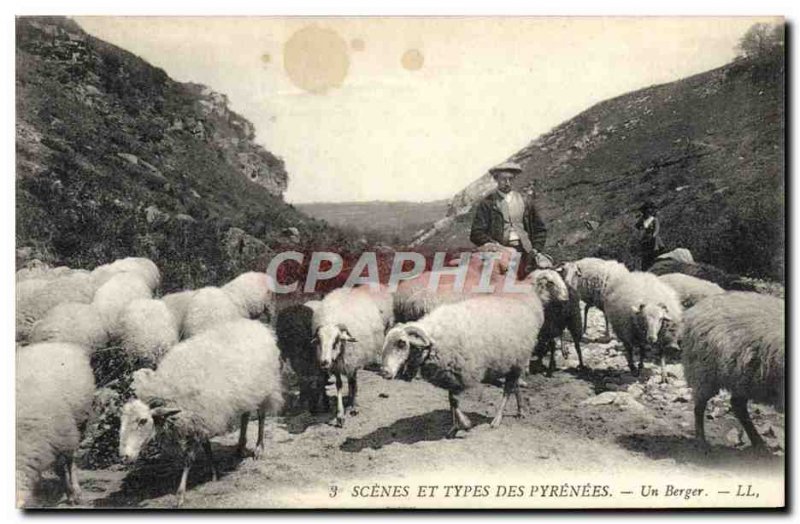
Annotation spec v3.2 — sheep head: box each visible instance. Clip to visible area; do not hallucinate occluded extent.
[526,269,569,304]
[119,398,181,464]
[380,323,435,381]
[631,302,674,346]
[313,323,356,371]
[555,262,581,290]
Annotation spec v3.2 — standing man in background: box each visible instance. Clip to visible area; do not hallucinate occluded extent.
[470,162,549,278]
[634,200,665,270]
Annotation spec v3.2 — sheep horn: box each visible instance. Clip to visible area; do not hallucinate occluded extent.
[150,406,181,423]
[403,324,434,348]
[337,324,357,342]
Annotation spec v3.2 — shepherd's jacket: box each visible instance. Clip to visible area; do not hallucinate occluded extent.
[470,190,547,251]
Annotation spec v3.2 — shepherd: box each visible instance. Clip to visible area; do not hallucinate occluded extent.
[470,161,549,278]
[634,199,666,270]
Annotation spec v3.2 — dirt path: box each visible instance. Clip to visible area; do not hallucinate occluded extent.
[52,308,784,509]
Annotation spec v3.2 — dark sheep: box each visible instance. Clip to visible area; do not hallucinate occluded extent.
[275,302,329,414]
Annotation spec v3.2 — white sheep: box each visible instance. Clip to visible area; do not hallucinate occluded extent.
[16,272,95,343]
[312,287,386,427]
[394,252,509,322]
[527,269,584,375]
[656,247,695,264]
[118,318,284,507]
[92,272,153,338]
[182,286,242,339]
[681,292,784,450]
[657,273,725,309]
[118,298,180,368]
[29,302,109,352]
[363,284,395,331]
[15,260,52,282]
[16,342,95,506]
[222,271,277,323]
[559,257,629,341]
[15,279,48,341]
[604,271,683,382]
[160,289,197,339]
[381,288,545,438]
[91,257,161,292]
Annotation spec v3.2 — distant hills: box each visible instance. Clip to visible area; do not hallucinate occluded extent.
[297,200,449,245]
[413,48,784,281]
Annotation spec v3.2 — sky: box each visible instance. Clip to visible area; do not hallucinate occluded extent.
[75,16,779,204]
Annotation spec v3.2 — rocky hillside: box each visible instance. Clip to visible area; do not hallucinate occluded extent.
[414,50,785,281]
[16,17,352,290]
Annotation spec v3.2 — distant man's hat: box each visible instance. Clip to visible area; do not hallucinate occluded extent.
[639,200,657,212]
[489,162,523,177]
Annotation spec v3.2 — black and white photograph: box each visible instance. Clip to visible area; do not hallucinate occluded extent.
[11,11,786,510]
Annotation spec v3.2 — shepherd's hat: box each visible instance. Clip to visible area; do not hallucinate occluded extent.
[639,200,657,213]
[489,161,523,177]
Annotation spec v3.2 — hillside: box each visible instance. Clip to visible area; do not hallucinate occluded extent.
[15,17,354,290]
[414,52,785,281]
[296,200,449,245]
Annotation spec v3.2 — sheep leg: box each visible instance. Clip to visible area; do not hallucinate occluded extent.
[490,393,510,429]
[514,386,525,418]
[492,369,521,428]
[334,373,346,427]
[446,391,472,438]
[176,459,191,508]
[622,342,637,376]
[299,380,314,413]
[692,386,715,447]
[582,304,590,336]
[569,323,586,370]
[309,374,329,414]
[254,405,267,459]
[236,413,250,457]
[203,440,218,482]
[659,349,668,384]
[62,454,82,505]
[347,373,359,415]
[730,395,766,450]
[319,375,331,413]
[546,339,557,377]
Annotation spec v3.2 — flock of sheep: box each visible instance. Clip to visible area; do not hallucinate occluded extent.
[15,246,785,507]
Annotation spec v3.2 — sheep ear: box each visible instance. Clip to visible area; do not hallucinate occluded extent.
[660,304,672,321]
[150,407,181,424]
[310,326,321,345]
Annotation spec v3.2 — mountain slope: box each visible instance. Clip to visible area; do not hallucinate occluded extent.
[16,17,349,290]
[415,53,785,281]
